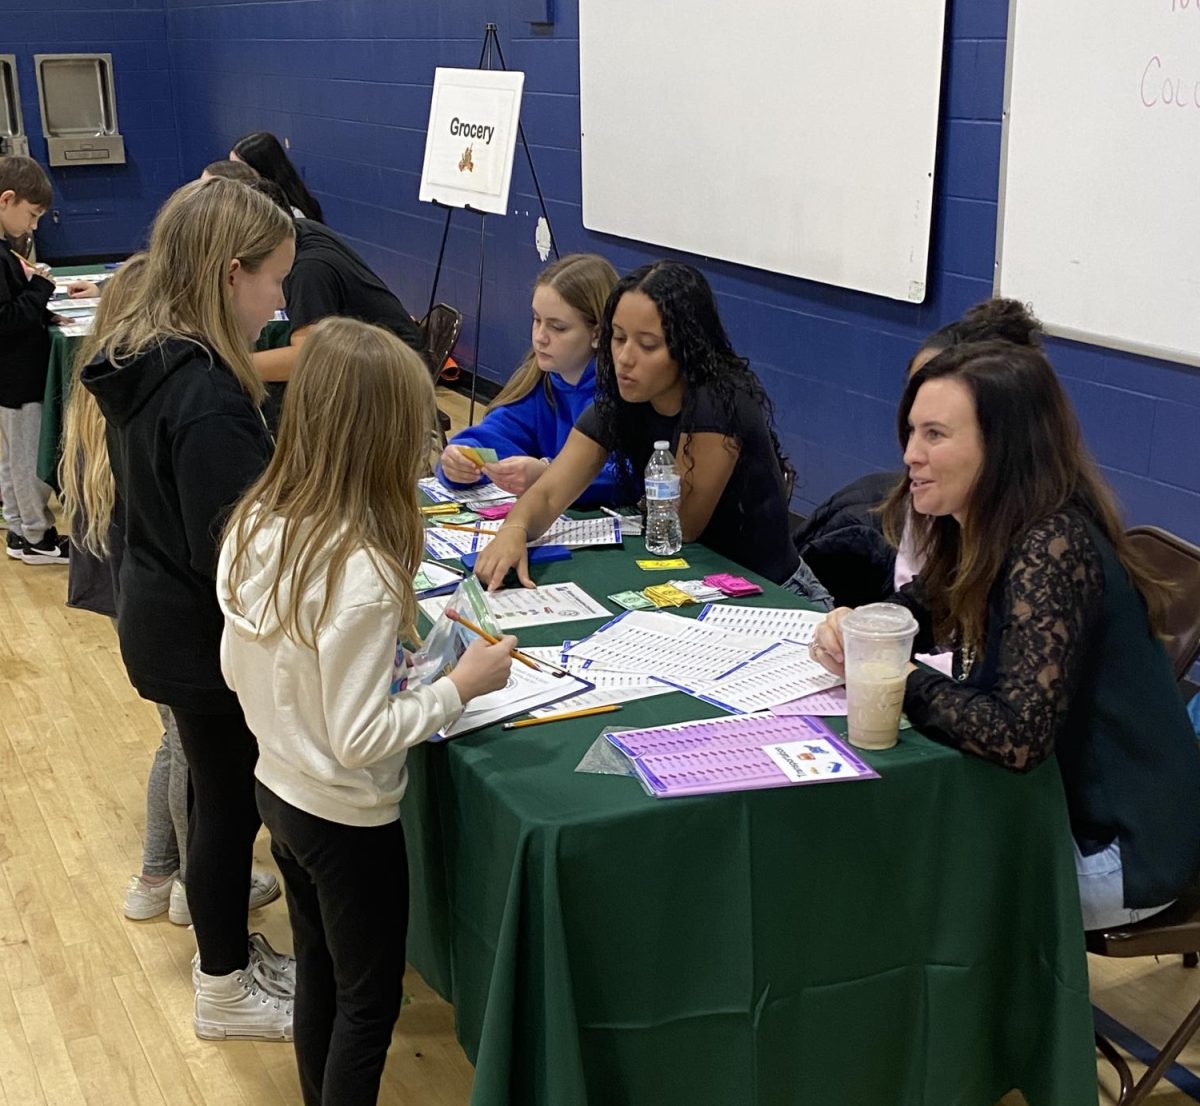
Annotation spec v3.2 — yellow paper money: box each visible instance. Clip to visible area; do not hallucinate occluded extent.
[644,584,694,607]
[635,558,689,570]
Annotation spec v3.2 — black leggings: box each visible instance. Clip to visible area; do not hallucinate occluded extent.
[172,706,261,976]
[257,782,409,1106]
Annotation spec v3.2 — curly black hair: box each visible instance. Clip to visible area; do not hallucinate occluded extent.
[593,261,793,494]
[907,296,1042,374]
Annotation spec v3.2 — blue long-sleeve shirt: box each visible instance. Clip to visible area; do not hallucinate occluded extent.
[435,363,625,507]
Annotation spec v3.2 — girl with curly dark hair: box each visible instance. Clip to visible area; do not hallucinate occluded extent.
[473,261,828,600]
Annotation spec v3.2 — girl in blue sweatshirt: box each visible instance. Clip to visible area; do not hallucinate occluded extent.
[437,253,623,506]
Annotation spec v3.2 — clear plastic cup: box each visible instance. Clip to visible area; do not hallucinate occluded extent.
[840,603,918,750]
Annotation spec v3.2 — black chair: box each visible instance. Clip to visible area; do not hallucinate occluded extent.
[1088,525,1200,1104]
[418,303,463,447]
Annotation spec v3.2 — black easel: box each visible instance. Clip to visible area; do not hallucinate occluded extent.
[425,22,560,424]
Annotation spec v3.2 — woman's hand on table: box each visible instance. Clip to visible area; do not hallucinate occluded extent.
[440,444,484,484]
[473,526,533,591]
[67,279,101,298]
[810,606,852,678]
[483,455,547,496]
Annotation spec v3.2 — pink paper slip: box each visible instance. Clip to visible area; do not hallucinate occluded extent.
[606,713,878,798]
[476,502,515,520]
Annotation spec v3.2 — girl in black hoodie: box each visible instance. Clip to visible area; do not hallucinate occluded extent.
[79,177,298,1040]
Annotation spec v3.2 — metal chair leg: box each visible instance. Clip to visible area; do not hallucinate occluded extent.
[1126,995,1200,1106]
[1095,1030,1134,1105]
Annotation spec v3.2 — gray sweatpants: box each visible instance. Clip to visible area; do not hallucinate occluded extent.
[0,401,54,543]
[143,704,190,879]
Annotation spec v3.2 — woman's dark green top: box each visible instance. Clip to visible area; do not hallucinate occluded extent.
[899,508,1200,909]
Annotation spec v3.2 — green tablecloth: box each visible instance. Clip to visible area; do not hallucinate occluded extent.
[38,264,291,486]
[401,541,1097,1106]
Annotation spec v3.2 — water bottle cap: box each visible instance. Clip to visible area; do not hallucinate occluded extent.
[653,440,669,450]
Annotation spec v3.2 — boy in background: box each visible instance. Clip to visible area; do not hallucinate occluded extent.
[0,155,68,564]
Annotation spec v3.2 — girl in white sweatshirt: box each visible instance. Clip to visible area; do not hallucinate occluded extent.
[217,317,514,1106]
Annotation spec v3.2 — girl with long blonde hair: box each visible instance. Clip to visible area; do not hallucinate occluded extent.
[80,176,297,1041]
[61,252,278,930]
[437,252,623,504]
[218,318,513,1104]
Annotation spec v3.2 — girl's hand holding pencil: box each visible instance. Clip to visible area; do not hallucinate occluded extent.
[446,633,517,703]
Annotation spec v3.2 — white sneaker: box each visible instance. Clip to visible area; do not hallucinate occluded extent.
[192,933,295,995]
[122,870,179,920]
[193,964,293,1041]
[169,869,282,926]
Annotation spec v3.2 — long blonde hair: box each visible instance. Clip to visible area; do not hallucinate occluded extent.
[222,318,436,647]
[60,253,149,555]
[91,177,293,408]
[490,253,618,410]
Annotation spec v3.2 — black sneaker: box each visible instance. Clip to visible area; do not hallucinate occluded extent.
[20,528,69,566]
[5,531,25,560]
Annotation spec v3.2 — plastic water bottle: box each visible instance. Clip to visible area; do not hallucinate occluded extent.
[643,440,682,556]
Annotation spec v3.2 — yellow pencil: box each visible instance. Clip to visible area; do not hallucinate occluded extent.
[501,704,621,729]
[444,608,541,671]
[433,520,489,533]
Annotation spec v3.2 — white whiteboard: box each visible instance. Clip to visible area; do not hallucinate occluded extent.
[997,0,1200,366]
[578,1,947,303]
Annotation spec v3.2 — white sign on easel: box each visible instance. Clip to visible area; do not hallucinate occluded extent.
[419,68,524,216]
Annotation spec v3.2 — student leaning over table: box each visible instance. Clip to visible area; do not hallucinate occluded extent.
[811,340,1200,930]
[438,252,623,505]
[472,260,831,604]
[218,318,514,1106]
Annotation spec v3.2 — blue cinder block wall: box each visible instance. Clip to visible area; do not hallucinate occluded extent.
[0,0,181,258]
[7,0,1199,543]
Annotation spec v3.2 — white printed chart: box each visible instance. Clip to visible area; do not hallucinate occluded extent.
[420,582,610,630]
[695,604,825,645]
[566,611,768,682]
[662,641,843,714]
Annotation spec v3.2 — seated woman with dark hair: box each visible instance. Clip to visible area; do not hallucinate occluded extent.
[812,340,1200,930]
[231,131,324,222]
[794,297,1043,608]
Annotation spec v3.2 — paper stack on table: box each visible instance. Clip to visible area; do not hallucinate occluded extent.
[423,516,621,561]
[561,607,843,715]
[419,476,515,507]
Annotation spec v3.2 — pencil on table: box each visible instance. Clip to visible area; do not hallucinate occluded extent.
[501,704,622,729]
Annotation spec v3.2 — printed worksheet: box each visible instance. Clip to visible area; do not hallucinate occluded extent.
[771,686,849,717]
[420,582,610,630]
[437,662,592,739]
[419,476,516,506]
[662,641,843,714]
[695,604,826,645]
[565,610,767,682]
[528,671,673,716]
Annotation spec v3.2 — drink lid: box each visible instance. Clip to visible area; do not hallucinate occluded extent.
[653,440,669,450]
[840,602,918,640]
